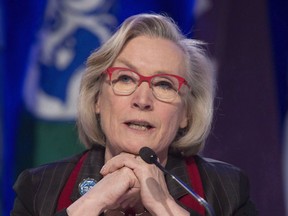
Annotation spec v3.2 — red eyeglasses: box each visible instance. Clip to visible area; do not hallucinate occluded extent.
[105,67,189,102]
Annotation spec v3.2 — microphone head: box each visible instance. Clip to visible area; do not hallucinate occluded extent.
[139,147,158,164]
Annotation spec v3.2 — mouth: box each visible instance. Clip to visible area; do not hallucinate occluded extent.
[125,120,155,131]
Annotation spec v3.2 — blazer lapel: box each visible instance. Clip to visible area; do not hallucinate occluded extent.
[70,146,105,202]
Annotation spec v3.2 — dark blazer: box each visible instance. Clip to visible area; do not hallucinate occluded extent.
[11,146,257,216]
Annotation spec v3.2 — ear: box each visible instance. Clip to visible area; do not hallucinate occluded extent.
[95,96,101,114]
[179,108,188,129]
[179,115,188,128]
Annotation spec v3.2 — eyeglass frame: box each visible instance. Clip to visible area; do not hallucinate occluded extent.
[104,67,190,101]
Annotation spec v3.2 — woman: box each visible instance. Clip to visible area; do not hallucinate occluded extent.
[11,14,257,216]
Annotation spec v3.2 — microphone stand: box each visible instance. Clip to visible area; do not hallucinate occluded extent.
[153,159,215,216]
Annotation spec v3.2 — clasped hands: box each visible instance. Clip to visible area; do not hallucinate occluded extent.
[67,152,189,216]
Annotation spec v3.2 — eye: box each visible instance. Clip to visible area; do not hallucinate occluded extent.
[112,70,137,85]
[118,74,134,83]
[153,76,177,91]
[154,80,174,89]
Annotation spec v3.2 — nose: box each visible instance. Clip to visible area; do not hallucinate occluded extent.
[131,82,154,111]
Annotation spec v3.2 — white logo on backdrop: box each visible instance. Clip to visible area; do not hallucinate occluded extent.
[24,0,117,120]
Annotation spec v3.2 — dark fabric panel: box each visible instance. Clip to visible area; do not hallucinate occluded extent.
[194,0,285,215]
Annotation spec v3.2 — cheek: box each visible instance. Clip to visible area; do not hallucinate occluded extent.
[96,90,115,129]
[97,92,128,134]
[173,103,186,123]
[154,109,184,154]
[159,106,185,133]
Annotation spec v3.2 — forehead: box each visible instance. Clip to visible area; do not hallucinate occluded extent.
[115,36,187,77]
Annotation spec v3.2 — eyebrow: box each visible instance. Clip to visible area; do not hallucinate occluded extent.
[114,58,137,71]
[114,58,174,75]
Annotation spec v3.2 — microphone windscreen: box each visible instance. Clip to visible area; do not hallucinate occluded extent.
[139,147,157,164]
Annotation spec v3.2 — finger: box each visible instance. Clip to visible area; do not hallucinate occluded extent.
[101,153,139,175]
[117,187,140,204]
[119,196,137,209]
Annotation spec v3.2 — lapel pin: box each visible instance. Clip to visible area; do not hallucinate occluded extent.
[78,178,97,196]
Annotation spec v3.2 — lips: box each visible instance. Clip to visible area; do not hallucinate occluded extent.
[125,120,155,131]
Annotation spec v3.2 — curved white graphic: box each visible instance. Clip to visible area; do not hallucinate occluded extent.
[24,0,117,120]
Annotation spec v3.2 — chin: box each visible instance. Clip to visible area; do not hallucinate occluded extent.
[122,144,147,155]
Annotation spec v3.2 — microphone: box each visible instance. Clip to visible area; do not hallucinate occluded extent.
[139,147,215,216]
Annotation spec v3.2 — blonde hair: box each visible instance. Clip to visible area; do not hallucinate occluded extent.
[77,13,215,156]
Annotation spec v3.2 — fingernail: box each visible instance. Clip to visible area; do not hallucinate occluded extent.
[100,165,106,174]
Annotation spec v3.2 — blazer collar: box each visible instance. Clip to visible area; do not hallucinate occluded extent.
[165,153,192,199]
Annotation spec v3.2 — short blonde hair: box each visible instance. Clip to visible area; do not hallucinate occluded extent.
[77,13,215,156]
